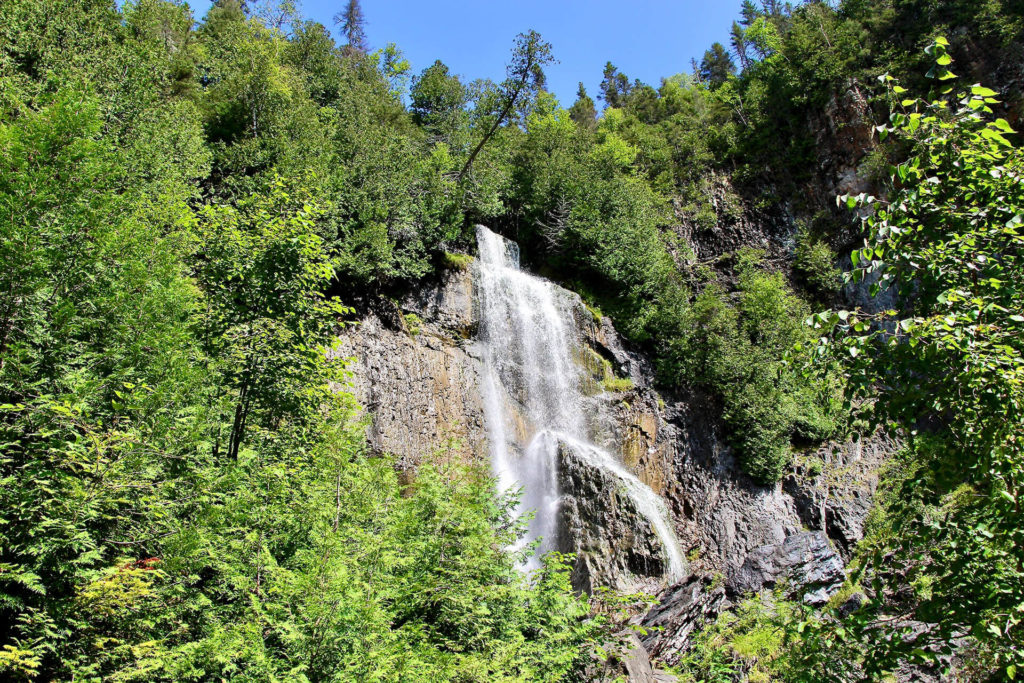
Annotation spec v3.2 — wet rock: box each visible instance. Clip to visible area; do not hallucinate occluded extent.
[727,531,845,605]
[557,441,668,594]
[640,574,727,667]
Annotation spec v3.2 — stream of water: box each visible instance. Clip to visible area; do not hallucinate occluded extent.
[475,225,685,580]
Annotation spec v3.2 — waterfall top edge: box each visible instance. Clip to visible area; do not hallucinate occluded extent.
[476,225,521,270]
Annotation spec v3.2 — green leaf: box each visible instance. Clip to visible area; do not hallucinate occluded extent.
[993,118,1017,133]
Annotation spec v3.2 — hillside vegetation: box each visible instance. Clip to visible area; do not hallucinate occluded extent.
[1,0,1022,680]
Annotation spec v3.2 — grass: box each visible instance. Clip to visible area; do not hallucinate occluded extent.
[602,376,634,393]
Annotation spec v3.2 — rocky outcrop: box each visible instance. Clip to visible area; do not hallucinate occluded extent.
[640,574,727,667]
[784,432,894,558]
[557,441,667,593]
[334,267,486,468]
[727,531,846,605]
[337,245,891,625]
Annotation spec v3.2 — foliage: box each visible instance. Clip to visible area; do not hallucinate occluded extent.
[793,225,842,298]
[675,591,801,683]
[802,39,1024,679]
[0,3,604,679]
[667,252,840,483]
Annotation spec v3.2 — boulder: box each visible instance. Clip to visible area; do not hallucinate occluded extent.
[727,531,845,605]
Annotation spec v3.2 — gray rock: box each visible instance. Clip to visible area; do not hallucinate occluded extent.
[557,441,669,594]
[783,432,894,558]
[727,531,846,605]
[590,633,679,683]
[333,268,487,468]
[640,574,727,667]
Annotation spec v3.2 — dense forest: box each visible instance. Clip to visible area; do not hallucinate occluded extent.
[1,0,1022,680]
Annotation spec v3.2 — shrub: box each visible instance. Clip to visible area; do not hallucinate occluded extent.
[793,227,841,297]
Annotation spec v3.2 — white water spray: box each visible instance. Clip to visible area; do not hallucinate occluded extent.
[475,225,685,580]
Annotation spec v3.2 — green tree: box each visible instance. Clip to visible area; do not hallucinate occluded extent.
[598,61,632,108]
[730,21,752,70]
[410,60,470,146]
[698,42,736,89]
[803,40,1024,679]
[568,82,598,131]
[459,30,554,181]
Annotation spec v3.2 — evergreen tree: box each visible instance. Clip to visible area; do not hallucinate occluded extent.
[410,60,469,144]
[458,30,553,181]
[730,20,751,70]
[568,82,597,130]
[740,0,760,26]
[334,0,367,53]
[698,42,735,89]
[598,62,632,108]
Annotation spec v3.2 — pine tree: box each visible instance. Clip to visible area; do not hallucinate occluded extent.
[568,82,597,130]
[730,21,751,70]
[740,0,760,26]
[598,62,632,108]
[699,42,735,89]
[334,0,367,53]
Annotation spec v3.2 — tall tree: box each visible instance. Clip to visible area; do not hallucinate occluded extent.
[458,30,553,181]
[568,82,597,130]
[410,60,469,143]
[699,42,735,89]
[740,0,760,26]
[334,0,366,53]
[598,61,632,108]
[730,20,752,70]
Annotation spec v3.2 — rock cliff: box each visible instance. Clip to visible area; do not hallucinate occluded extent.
[337,252,890,667]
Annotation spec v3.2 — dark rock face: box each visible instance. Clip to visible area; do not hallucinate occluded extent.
[640,575,727,667]
[783,432,893,558]
[557,442,667,594]
[332,267,487,469]
[728,531,846,605]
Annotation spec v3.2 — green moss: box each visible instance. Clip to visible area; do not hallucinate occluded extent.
[440,251,474,271]
[601,376,634,393]
[824,580,862,611]
[805,457,824,478]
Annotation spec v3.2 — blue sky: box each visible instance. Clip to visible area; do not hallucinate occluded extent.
[185,0,740,106]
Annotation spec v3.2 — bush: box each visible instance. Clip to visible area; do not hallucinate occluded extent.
[793,227,841,297]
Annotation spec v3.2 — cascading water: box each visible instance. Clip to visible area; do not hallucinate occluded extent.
[475,225,686,580]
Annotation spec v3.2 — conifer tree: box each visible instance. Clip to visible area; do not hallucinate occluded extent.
[334,0,367,53]
[730,20,751,70]
[568,82,597,130]
[598,62,632,108]
[699,42,735,89]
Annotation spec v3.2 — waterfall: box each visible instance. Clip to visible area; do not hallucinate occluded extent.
[475,225,685,580]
